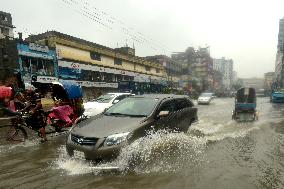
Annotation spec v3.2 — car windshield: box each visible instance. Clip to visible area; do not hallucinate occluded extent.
[200,93,213,97]
[93,94,115,103]
[104,97,159,117]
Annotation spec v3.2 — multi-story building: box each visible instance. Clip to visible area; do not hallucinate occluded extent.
[0,11,14,39]
[171,47,196,91]
[213,57,234,90]
[212,70,223,91]
[26,31,166,97]
[172,47,214,92]
[193,47,214,91]
[277,17,284,52]
[145,55,182,90]
[264,72,274,95]
[275,17,284,87]
[0,11,19,86]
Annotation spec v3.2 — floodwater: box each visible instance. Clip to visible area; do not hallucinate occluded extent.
[0,97,283,189]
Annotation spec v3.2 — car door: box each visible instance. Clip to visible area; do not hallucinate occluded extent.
[153,99,178,131]
[176,98,197,132]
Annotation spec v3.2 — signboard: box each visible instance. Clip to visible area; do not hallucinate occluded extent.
[37,76,58,83]
[59,60,136,77]
[29,43,49,53]
[59,79,118,88]
[18,50,54,60]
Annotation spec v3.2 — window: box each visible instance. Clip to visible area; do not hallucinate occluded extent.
[105,97,159,117]
[176,98,193,110]
[28,57,54,76]
[90,51,101,61]
[104,73,114,82]
[145,66,150,71]
[92,71,102,82]
[123,75,134,81]
[115,74,122,82]
[156,68,160,73]
[59,67,78,79]
[82,70,93,81]
[159,100,177,113]
[114,58,122,65]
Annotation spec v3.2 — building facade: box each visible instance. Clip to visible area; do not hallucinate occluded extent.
[264,72,274,95]
[275,17,284,87]
[145,55,182,90]
[171,47,214,92]
[213,57,234,90]
[193,47,214,91]
[277,17,284,52]
[27,31,167,97]
[171,47,196,91]
[0,11,14,39]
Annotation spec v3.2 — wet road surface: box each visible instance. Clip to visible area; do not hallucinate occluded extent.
[0,97,283,189]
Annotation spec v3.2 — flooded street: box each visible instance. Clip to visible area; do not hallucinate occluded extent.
[0,97,284,189]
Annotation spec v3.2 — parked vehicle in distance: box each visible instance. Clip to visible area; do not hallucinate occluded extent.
[232,87,258,122]
[83,93,133,117]
[66,94,198,161]
[271,89,284,103]
[197,92,214,105]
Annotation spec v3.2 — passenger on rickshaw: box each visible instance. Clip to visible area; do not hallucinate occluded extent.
[49,81,84,127]
[48,99,74,128]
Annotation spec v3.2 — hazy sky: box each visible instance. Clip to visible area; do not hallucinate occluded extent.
[1,0,284,78]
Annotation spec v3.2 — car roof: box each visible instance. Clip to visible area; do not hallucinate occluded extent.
[130,94,190,101]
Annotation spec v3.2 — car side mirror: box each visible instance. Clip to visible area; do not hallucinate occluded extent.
[158,110,169,117]
[113,100,119,104]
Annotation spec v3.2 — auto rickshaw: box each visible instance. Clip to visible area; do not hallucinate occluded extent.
[232,87,258,122]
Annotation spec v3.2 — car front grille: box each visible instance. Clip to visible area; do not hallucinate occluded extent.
[71,134,98,145]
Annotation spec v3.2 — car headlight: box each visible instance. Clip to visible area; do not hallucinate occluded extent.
[104,132,130,146]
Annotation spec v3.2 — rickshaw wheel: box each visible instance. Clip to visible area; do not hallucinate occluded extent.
[7,126,28,142]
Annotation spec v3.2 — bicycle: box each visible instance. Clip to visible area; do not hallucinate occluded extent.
[5,114,28,142]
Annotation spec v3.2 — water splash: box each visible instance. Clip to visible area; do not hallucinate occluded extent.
[53,146,94,175]
[54,119,264,176]
[113,130,206,174]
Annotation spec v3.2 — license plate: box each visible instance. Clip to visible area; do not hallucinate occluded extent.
[73,150,85,159]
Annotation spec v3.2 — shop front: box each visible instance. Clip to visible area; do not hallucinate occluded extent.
[17,42,58,84]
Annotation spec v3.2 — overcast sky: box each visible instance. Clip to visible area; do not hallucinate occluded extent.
[1,0,284,78]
